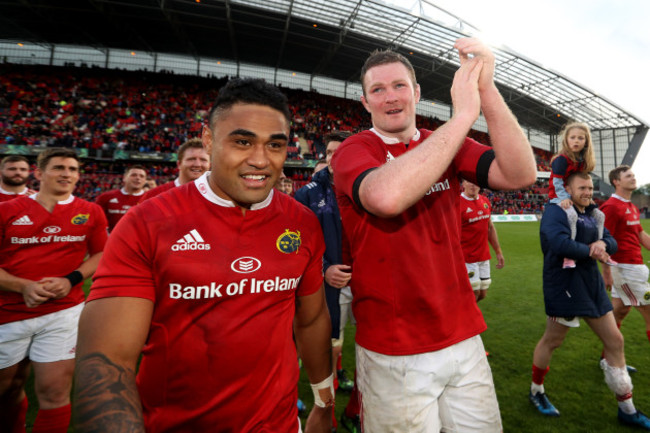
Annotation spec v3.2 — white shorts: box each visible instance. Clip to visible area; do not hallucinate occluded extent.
[466,261,491,286]
[610,264,650,306]
[0,303,84,368]
[333,286,355,348]
[356,335,502,433]
[548,315,581,328]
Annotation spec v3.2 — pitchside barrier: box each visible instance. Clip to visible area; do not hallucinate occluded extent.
[491,214,540,222]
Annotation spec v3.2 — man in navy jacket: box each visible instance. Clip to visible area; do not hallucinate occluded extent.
[528,172,650,430]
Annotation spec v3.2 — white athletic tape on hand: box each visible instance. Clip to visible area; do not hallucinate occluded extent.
[310,373,335,408]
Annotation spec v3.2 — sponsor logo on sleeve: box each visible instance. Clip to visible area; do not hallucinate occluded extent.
[276,229,301,254]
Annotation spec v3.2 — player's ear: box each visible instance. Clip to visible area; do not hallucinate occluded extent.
[202,125,213,155]
[34,168,42,181]
[360,95,371,113]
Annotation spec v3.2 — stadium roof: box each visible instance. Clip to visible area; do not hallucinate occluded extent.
[0,0,647,135]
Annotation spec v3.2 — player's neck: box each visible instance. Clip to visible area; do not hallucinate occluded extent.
[178,174,192,185]
[35,191,72,212]
[616,189,632,200]
[125,186,142,195]
[373,125,417,146]
[0,182,27,194]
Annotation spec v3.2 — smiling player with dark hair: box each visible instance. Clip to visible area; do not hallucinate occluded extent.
[73,78,333,433]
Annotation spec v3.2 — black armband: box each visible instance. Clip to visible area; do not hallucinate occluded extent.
[64,270,83,287]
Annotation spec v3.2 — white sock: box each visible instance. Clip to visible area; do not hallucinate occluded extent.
[619,398,636,415]
[531,382,545,395]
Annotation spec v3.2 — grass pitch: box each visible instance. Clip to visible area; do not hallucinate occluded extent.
[24,220,650,432]
[303,220,650,432]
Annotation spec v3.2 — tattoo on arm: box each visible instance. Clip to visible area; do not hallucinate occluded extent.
[73,352,145,433]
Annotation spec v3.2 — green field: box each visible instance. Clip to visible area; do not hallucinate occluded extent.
[24,220,650,432]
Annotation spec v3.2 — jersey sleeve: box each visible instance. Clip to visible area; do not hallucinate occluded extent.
[600,202,618,233]
[454,138,494,188]
[94,192,108,213]
[87,203,109,255]
[551,155,569,177]
[295,213,326,298]
[293,185,309,207]
[331,135,384,202]
[87,206,156,302]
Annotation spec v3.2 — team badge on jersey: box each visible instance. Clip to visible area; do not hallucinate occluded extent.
[483,203,489,209]
[71,214,89,225]
[644,292,650,301]
[276,229,301,254]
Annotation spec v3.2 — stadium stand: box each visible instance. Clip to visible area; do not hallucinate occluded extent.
[2,63,552,211]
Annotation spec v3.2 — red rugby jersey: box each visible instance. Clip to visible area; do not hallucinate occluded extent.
[601,194,643,264]
[332,129,491,356]
[0,186,30,203]
[460,193,492,263]
[0,195,108,324]
[95,188,144,232]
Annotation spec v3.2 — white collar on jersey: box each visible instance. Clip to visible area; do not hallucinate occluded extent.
[193,172,273,210]
[174,178,182,187]
[612,193,631,203]
[29,193,75,204]
[461,192,478,201]
[120,187,145,196]
[0,185,28,196]
[370,128,421,145]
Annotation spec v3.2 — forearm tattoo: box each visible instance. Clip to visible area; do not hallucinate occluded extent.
[73,353,145,433]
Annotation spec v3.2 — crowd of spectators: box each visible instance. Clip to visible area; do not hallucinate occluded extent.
[483,180,549,215]
[2,63,554,213]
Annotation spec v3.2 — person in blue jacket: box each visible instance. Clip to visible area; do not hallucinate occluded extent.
[528,171,650,430]
[295,131,361,431]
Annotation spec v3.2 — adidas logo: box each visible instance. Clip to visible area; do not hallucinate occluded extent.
[12,215,33,225]
[109,198,119,203]
[626,208,631,214]
[466,207,473,213]
[172,229,211,251]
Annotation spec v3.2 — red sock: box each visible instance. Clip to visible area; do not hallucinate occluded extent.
[532,364,550,385]
[31,404,71,433]
[345,370,360,418]
[646,330,650,343]
[337,353,343,372]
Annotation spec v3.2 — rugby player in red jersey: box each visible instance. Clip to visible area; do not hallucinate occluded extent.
[460,179,504,302]
[602,166,650,352]
[331,37,536,432]
[74,78,333,433]
[0,148,107,433]
[139,138,210,202]
[95,165,147,232]
[0,155,35,202]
